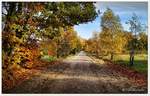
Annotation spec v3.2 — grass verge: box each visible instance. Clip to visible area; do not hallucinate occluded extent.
[113,54,148,74]
[41,55,56,62]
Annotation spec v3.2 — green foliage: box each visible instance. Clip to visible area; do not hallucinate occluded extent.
[41,55,56,62]
[43,2,98,27]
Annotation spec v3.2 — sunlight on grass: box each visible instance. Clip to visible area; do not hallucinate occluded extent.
[113,54,148,74]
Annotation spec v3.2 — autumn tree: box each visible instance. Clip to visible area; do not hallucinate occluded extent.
[89,32,101,57]
[37,2,98,57]
[99,8,125,60]
[138,32,148,52]
[126,13,144,66]
[56,26,82,57]
[84,39,93,53]
[2,2,98,65]
[2,2,98,90]
[35,2,98,40]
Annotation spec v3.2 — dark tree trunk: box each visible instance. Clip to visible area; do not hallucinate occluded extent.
[129,49,134,66]
[110,52,114,60]
[17,3,23,13]
[2,3,17,56]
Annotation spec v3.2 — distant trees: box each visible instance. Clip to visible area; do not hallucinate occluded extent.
[57,26,82,57]
[87,32,101,57]
[84,8,147,65]
[85,8,123,58]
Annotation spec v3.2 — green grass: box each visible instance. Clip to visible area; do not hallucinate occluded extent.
[41,55,56,62]
[113,54,148,74]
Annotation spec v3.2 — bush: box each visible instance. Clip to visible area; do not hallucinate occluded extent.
[2,45,41,90]
[41,55,56,62]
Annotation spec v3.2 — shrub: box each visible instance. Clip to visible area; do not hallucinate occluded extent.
[41,55,56,62]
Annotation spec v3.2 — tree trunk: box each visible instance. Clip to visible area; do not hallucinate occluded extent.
[110,52,113,60]
[129,49,134,66]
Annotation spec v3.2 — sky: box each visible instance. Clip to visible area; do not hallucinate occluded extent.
[74,2,148,40]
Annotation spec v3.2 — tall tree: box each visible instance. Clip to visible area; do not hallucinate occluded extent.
[126,13,143,66]
[100,8,124,60]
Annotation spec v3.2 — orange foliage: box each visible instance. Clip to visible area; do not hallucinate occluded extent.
[34,3,44,12]
[48,50,54,56]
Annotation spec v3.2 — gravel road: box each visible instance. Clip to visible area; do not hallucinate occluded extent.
[5,51,146,93]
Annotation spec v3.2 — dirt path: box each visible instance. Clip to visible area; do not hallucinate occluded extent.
[4,51,147,93]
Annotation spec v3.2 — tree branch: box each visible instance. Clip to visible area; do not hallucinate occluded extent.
[2,12,7,16]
